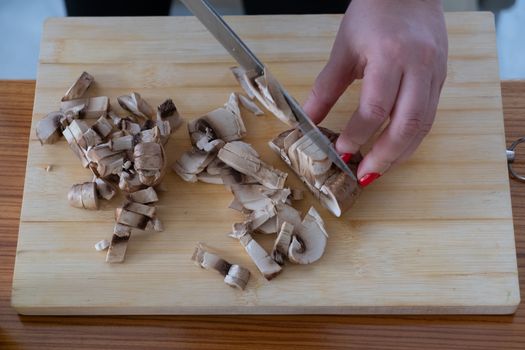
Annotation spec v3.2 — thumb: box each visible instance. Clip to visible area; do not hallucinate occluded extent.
[302,38,358,124]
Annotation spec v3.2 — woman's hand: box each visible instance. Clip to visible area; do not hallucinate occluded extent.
[303,0,448,187]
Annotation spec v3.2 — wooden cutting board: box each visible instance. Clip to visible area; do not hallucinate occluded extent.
[11,13,520,315]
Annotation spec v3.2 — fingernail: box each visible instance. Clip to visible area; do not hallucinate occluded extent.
[340,153,352,163]
[359,173,381,187]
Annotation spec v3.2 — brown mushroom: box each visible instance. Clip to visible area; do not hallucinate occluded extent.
[287,207,328,265]
[117,92,155,120]
[134,142,166,186]
[231,66,297,126]
[106,231,130,263]
[187,106,246,143]
[128,187,158,204]
[94,177,116,200]
[36,111,64,145]
[269,128,362,217]
[235,232,282,280]
[218,141,287,190]
[173,149,216,182]
[61,96,109,119]
[115,207,149,230]
[156,98,182,133]
[272,221,294,265]
[191,243,251,290]
[61,71,94,101]
[237,93,264,116]
[122,200,156,218]
[68,182,99,210]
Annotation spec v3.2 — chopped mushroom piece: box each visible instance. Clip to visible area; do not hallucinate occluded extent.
[106,232,130,263]
[91,115,114,138]
[287,207,328,265]
[36,111,63,145]
[68,182,99,210]
[236,232,282,280]
[62,71,94,101]
[128,187,158,204]
[115,208,149,230]
[231,66,297,126]
[134,142,166,186]
[269,128,362,217]
[218,141,287,190]
[94,239,110,251]
[191,243,251,290]
[61,96,109,119]
[117,92,155,120]
[173,149,216,181]
[157,98,182,133]
[94,177,117,200]
[272,221,294,265]
[238,93,264,116]
[122,200,156,218]
[187,106,246,143]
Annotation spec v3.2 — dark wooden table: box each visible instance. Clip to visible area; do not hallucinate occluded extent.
[1,81,524,349]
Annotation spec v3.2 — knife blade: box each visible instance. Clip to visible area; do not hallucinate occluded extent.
[180,0,357,181]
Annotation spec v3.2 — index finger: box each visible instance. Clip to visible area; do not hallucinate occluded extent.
[356,72,432,182]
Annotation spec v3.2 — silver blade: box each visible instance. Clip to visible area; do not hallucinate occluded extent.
[181,0,357,181]
[180,0,263,75]
[282,91,357,181]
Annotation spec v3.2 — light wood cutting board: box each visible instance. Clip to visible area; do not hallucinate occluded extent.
[11,13,520,315]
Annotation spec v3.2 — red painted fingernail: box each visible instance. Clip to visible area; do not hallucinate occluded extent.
[340,153,352,163]
[359,173,381,187]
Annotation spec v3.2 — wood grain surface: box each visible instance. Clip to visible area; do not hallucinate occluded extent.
[1,79,524,350]
[10,13,519,315]
[0,81,525,350]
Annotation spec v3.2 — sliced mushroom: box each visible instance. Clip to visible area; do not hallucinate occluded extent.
[62,127,90,167]
[196,171,224,184]
[128,187,158,204]
[117,92,154,120]
[256,215,278,234]
[272,221,294,265]
[150,217,164,232]
[91,115,114,138]
[61,96,109,119]
[106,231,130,263]
[115,207,149,230]
[113,222,132,237]
[156,98,182,133]
[94,239,110,251]
[237,93,264,116]
[187,106,246,142]
[288,207,328,265]
[224,92,241,118]
[94,177,116,200]
[62,71,94,101]
[237,232,282,280]
[191,243,251,290]
[36,111,63,145]
[173,149,216,182]
[231,66,296,126]
[218,141,287,190]
[122,200,156,218]
[68,182,99,210]
[134,142,166,186]
[118,171,146,193]
[223,264,251,290]
[81,128,102,149]
[269,128,362,217]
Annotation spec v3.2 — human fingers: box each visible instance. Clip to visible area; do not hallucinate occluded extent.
[356,71,432,186]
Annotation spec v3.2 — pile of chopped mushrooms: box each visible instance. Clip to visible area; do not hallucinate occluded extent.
[36,72,181,263]
[35,68,363,291]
